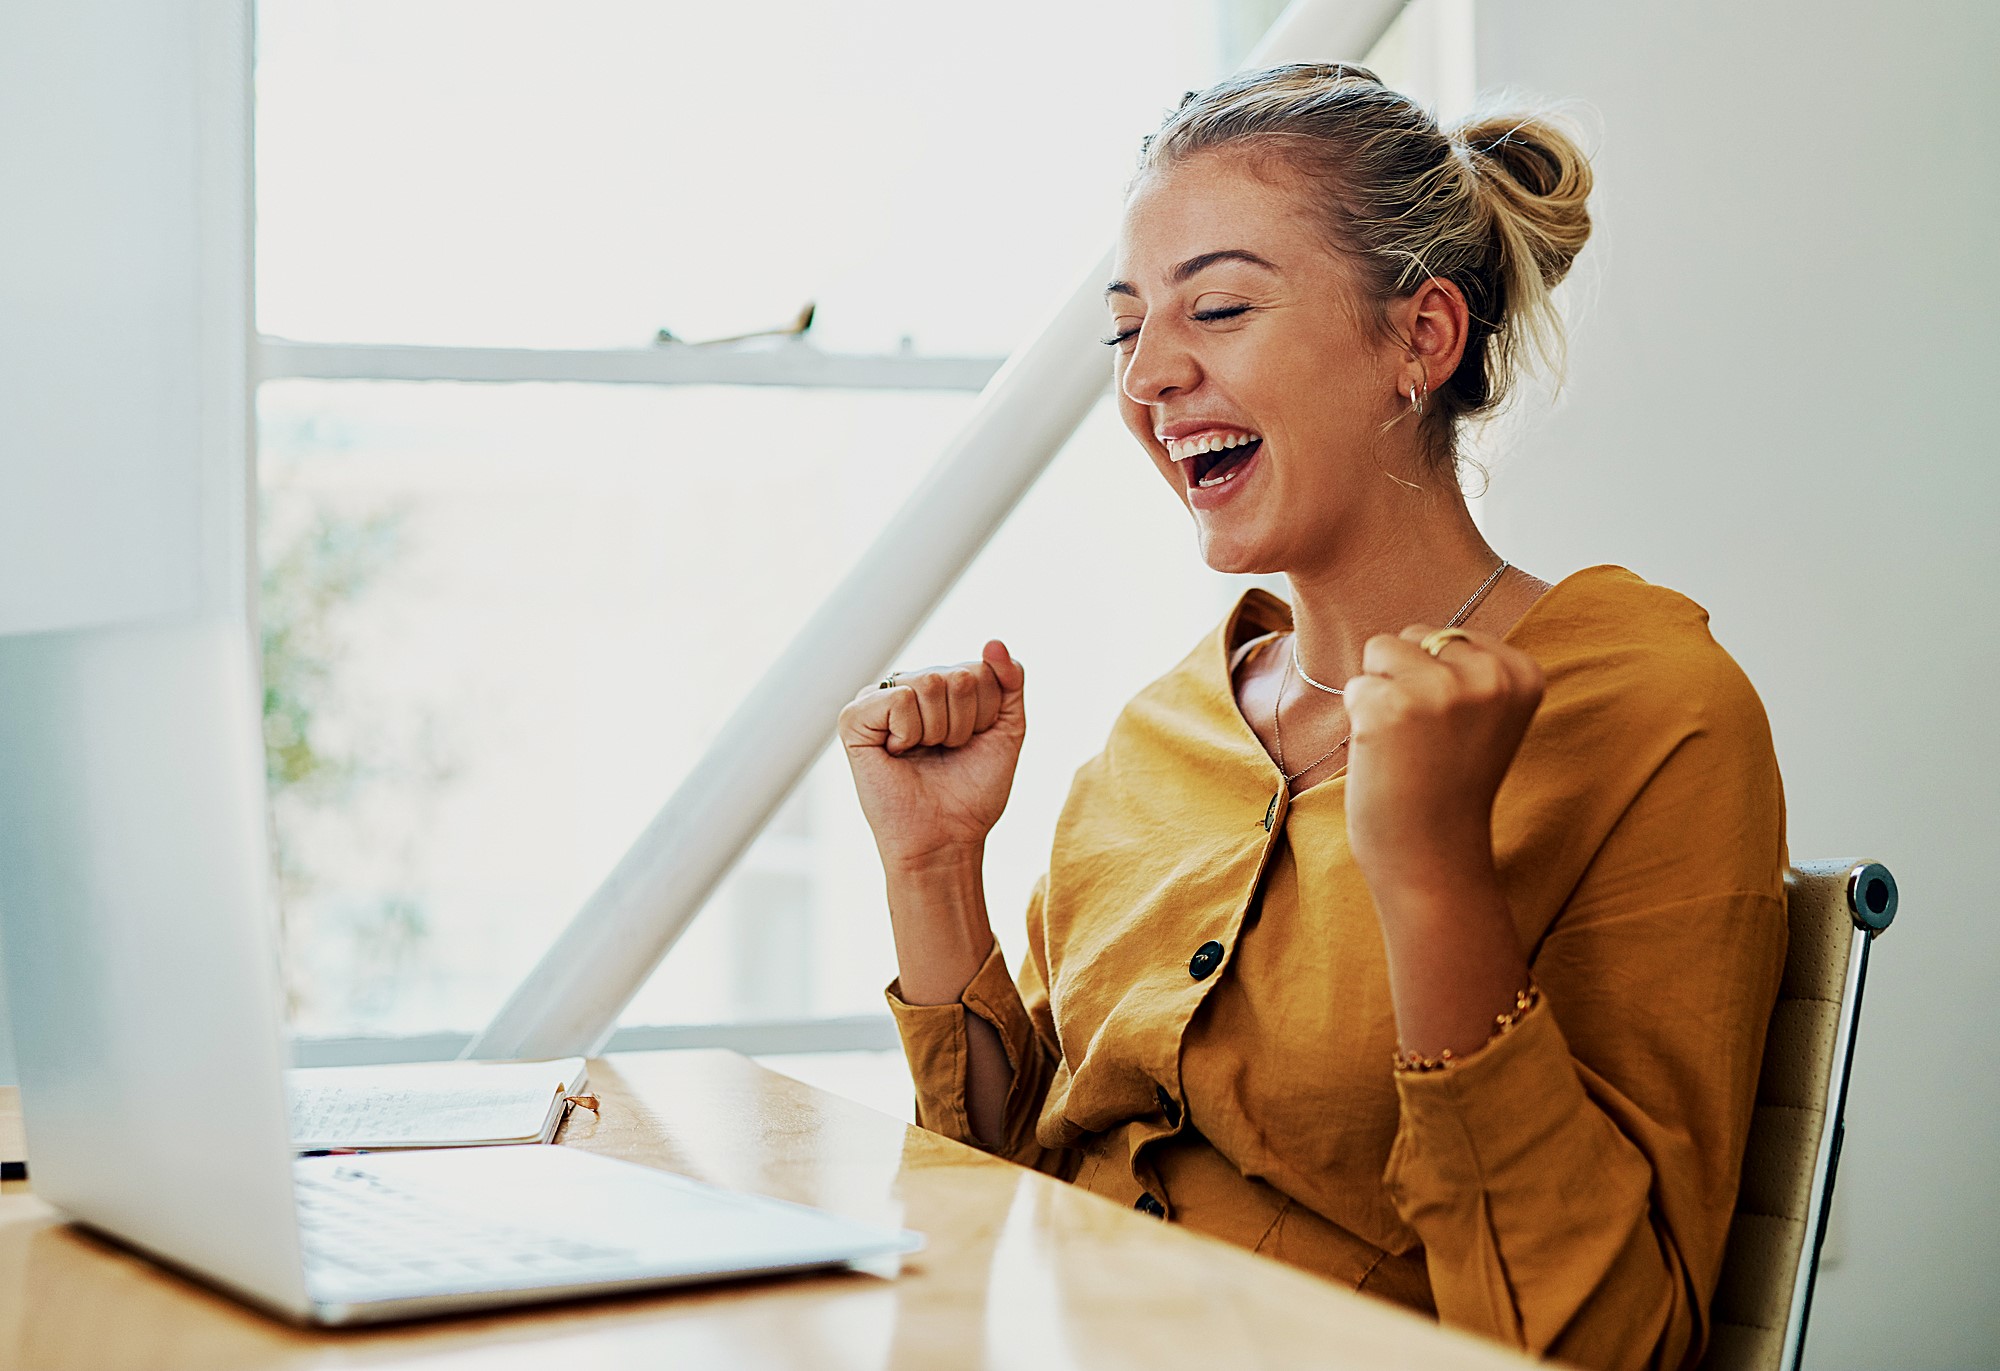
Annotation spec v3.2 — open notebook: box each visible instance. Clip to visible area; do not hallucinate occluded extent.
[286,1057,589,1151]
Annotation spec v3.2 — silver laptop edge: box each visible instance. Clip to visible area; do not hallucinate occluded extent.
[0,617,312,1316]
[0,616,917,1325]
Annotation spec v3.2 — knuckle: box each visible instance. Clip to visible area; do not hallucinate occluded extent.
[1373,688,1414,725]
[1467,672,1506,705]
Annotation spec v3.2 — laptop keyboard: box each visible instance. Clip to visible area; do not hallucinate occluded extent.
[297,1162,641,1293]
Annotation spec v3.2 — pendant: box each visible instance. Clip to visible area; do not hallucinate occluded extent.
[1263,790,1281,832]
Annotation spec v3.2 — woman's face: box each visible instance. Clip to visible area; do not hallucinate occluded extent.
[1109,149,1409,576]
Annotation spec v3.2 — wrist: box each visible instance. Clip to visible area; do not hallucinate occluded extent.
[1369,862,1532,1062]
[883,846,994,1007]
[1357,833,1500,917]
[881,839,986,882]
[1352,823,1496,919]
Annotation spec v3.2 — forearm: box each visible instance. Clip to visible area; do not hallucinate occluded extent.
[884,846,1014,1146]
[1367,838,1532,1061]
[884,845,996,1002]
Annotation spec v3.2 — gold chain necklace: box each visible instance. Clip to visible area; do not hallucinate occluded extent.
[1271,661,1352,786]
[1272,561,1510,788]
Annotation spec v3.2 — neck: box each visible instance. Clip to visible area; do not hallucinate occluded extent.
[1283,489,1502,687]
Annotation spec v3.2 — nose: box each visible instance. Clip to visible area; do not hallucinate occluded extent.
[1118,321,1201,407]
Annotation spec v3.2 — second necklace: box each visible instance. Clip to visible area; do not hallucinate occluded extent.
[1273,560,1510,786]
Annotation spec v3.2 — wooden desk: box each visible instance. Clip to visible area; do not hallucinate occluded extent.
[0,1052,1531,1370]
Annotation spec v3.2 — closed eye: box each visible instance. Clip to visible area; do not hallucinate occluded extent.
[1101,303,1256,349]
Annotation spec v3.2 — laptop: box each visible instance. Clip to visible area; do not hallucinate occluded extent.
[0,616,921,1325]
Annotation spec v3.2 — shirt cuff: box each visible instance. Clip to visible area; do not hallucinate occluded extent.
[885,939,1040,1149]
[1384,990,1594,1205]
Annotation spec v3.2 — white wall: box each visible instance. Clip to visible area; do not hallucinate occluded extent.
[1473,4,1999,1366]
[0,2,253,1086]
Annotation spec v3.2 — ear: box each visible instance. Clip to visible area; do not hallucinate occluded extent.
[1397,277,1470,393]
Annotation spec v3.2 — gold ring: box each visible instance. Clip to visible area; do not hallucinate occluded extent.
[877,671,901,691]
[1419,627,1474,658]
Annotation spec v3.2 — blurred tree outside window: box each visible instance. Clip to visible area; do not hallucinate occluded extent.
[260,473,461,1023]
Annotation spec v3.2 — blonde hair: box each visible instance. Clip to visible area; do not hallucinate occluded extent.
[1140,63,1593,469]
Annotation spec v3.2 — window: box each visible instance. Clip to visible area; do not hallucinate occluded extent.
[257,0,1225,1045]
[254,1,1472,1088]
[255,1,1221,355]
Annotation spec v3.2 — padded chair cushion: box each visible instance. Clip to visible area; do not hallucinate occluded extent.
[1697,867,1857,1371]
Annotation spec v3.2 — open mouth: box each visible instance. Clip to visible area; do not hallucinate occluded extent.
[1191,438,1262,489]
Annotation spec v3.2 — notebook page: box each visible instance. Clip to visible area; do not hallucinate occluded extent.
[286,1057,587,1151]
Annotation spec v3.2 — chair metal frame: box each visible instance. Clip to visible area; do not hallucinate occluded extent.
[1776,858,1898,1371]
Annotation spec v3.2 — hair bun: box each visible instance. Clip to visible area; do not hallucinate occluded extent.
[1453,110,1593,290]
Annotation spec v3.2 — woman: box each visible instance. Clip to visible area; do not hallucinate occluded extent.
[838,64,1785,1371]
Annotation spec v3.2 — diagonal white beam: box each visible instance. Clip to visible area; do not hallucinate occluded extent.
[466,0,1414,1061]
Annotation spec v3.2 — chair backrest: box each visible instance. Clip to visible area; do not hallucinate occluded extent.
[1699,859,1897,1371]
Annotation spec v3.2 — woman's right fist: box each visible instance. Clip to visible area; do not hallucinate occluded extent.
[838,640,1026,871]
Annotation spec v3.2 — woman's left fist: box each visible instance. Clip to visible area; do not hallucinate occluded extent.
[1340,625,1545,900]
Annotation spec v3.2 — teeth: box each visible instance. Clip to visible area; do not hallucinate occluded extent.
[1197,463,1246,489]
[1162,430,1261,463]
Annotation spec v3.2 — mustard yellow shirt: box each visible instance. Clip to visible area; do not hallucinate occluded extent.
[888,565,1787,1370]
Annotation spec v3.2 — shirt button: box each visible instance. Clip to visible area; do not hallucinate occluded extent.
[1134,1193,1167,1219]
[1188,941,1225,980]
[1155,1084,1182,1127]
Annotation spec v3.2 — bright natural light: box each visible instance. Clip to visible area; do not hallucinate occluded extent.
[256,0,1234,1039]
[255,0,1221,353]
[253,0,1466,1044]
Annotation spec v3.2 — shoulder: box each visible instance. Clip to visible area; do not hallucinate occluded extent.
[1514,565,1770,747]
[1504,569,1787,916]
[1508,571,1790,924]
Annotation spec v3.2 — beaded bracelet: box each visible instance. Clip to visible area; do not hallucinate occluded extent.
[1392,984,1541,1074]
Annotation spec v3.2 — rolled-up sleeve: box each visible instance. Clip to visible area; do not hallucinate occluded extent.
[886,877,1069,1173]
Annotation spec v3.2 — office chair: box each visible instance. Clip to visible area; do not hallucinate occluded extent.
[1699,859,1898,1371]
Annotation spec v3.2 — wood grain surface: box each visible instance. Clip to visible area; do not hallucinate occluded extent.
[0,1051,1532,1370]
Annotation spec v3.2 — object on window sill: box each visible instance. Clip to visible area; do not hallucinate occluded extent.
[654,301,815,347]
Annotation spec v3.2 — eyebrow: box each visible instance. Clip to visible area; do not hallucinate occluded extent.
[1103,248,1281,298]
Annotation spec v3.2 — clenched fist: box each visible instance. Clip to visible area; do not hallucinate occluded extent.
[1342,624,1545,903]
[838,640,1027,873]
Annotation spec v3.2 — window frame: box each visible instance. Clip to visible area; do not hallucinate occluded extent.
[257,338,1002,394]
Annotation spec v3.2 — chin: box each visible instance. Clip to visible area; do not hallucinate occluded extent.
[1193,526,1284,578]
